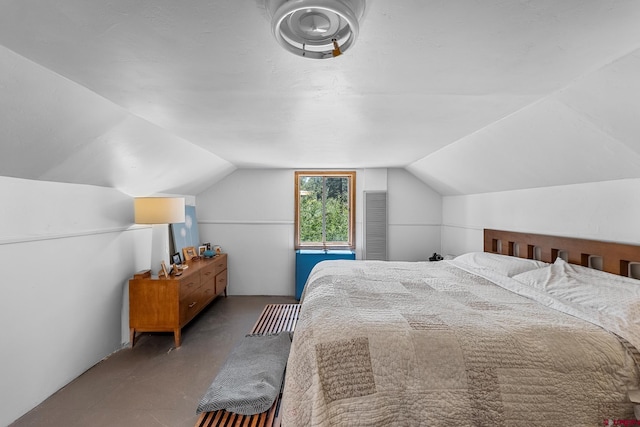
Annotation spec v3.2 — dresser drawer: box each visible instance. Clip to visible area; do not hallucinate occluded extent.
[200,263,216,287]
[213,254,227,275]
[179,275,201,300]
[215,269,227,295]
[201,278,216,302]
[179,296,201,324]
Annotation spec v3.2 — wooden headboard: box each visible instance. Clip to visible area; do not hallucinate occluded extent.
[484,229,640,277]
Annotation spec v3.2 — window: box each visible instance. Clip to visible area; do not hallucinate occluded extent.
[295,171,355,249]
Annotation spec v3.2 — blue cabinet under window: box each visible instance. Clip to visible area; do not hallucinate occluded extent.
[295,250,356,300]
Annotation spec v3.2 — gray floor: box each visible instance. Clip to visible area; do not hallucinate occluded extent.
[10,295,298,427]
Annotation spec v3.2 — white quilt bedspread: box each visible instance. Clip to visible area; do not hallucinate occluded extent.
[281,260,640,426]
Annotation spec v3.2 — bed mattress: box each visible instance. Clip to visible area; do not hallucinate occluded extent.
[280,259,640,426]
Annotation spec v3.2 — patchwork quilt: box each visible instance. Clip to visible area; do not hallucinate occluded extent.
[280,260,640,426]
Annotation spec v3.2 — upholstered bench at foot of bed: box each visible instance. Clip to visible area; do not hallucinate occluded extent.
[195,303,300,427]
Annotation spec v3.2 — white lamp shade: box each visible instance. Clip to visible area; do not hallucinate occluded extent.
[134,197,185,224]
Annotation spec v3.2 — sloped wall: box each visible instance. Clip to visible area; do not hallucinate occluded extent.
[0,45,235,197]
[408,48,640,197]
[0,177,147,426]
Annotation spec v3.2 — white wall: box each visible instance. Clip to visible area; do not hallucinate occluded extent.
[441,178,640,255]
[196,168,443,296]
[196,169,295,296]
[388,169,442,261]
[0,177,147,426]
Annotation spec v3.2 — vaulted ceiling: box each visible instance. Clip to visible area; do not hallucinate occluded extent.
[1,0,639,196]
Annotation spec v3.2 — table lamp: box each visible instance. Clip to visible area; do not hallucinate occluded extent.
[134,197,185,275]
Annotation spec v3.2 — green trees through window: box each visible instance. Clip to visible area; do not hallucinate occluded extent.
[295,171,355,249]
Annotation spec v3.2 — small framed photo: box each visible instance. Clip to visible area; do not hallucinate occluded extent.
[183,246,197,261]
[171,252,182,266]
[160,260,169,278]
[198,246,207,257]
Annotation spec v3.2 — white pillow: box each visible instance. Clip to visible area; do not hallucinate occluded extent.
[512,257,640,348]
[452,252,548,277]
[513,257,640,299]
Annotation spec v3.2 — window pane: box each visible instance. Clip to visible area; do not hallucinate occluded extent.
[299,176,323,244]
[325,177,349,243]
[295,171,355,249]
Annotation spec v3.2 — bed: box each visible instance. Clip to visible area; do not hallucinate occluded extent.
[280,229,640,426]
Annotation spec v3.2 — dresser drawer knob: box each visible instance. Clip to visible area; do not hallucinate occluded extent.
[188,301,197,308]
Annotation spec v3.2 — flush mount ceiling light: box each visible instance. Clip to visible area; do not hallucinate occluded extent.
[265,0,366,59]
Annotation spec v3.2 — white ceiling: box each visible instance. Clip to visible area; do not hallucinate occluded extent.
[1,0,639,196]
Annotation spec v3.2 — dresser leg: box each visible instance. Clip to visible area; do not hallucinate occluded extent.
[130,329,136,348]
[174,329,181,348]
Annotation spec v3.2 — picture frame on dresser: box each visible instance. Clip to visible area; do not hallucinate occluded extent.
[171,252,182,266]
[198,245,207,257]
[159,260,169,278]
[183,246,196,261]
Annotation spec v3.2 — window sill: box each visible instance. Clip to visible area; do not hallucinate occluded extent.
[296,249,355,254]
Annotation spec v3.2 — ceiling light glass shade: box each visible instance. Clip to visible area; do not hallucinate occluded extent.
[266,0,366,59]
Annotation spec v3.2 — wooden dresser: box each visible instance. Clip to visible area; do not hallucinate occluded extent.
[129,253,228,348]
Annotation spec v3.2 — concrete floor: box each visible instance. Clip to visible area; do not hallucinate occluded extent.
[10,295,298,427]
